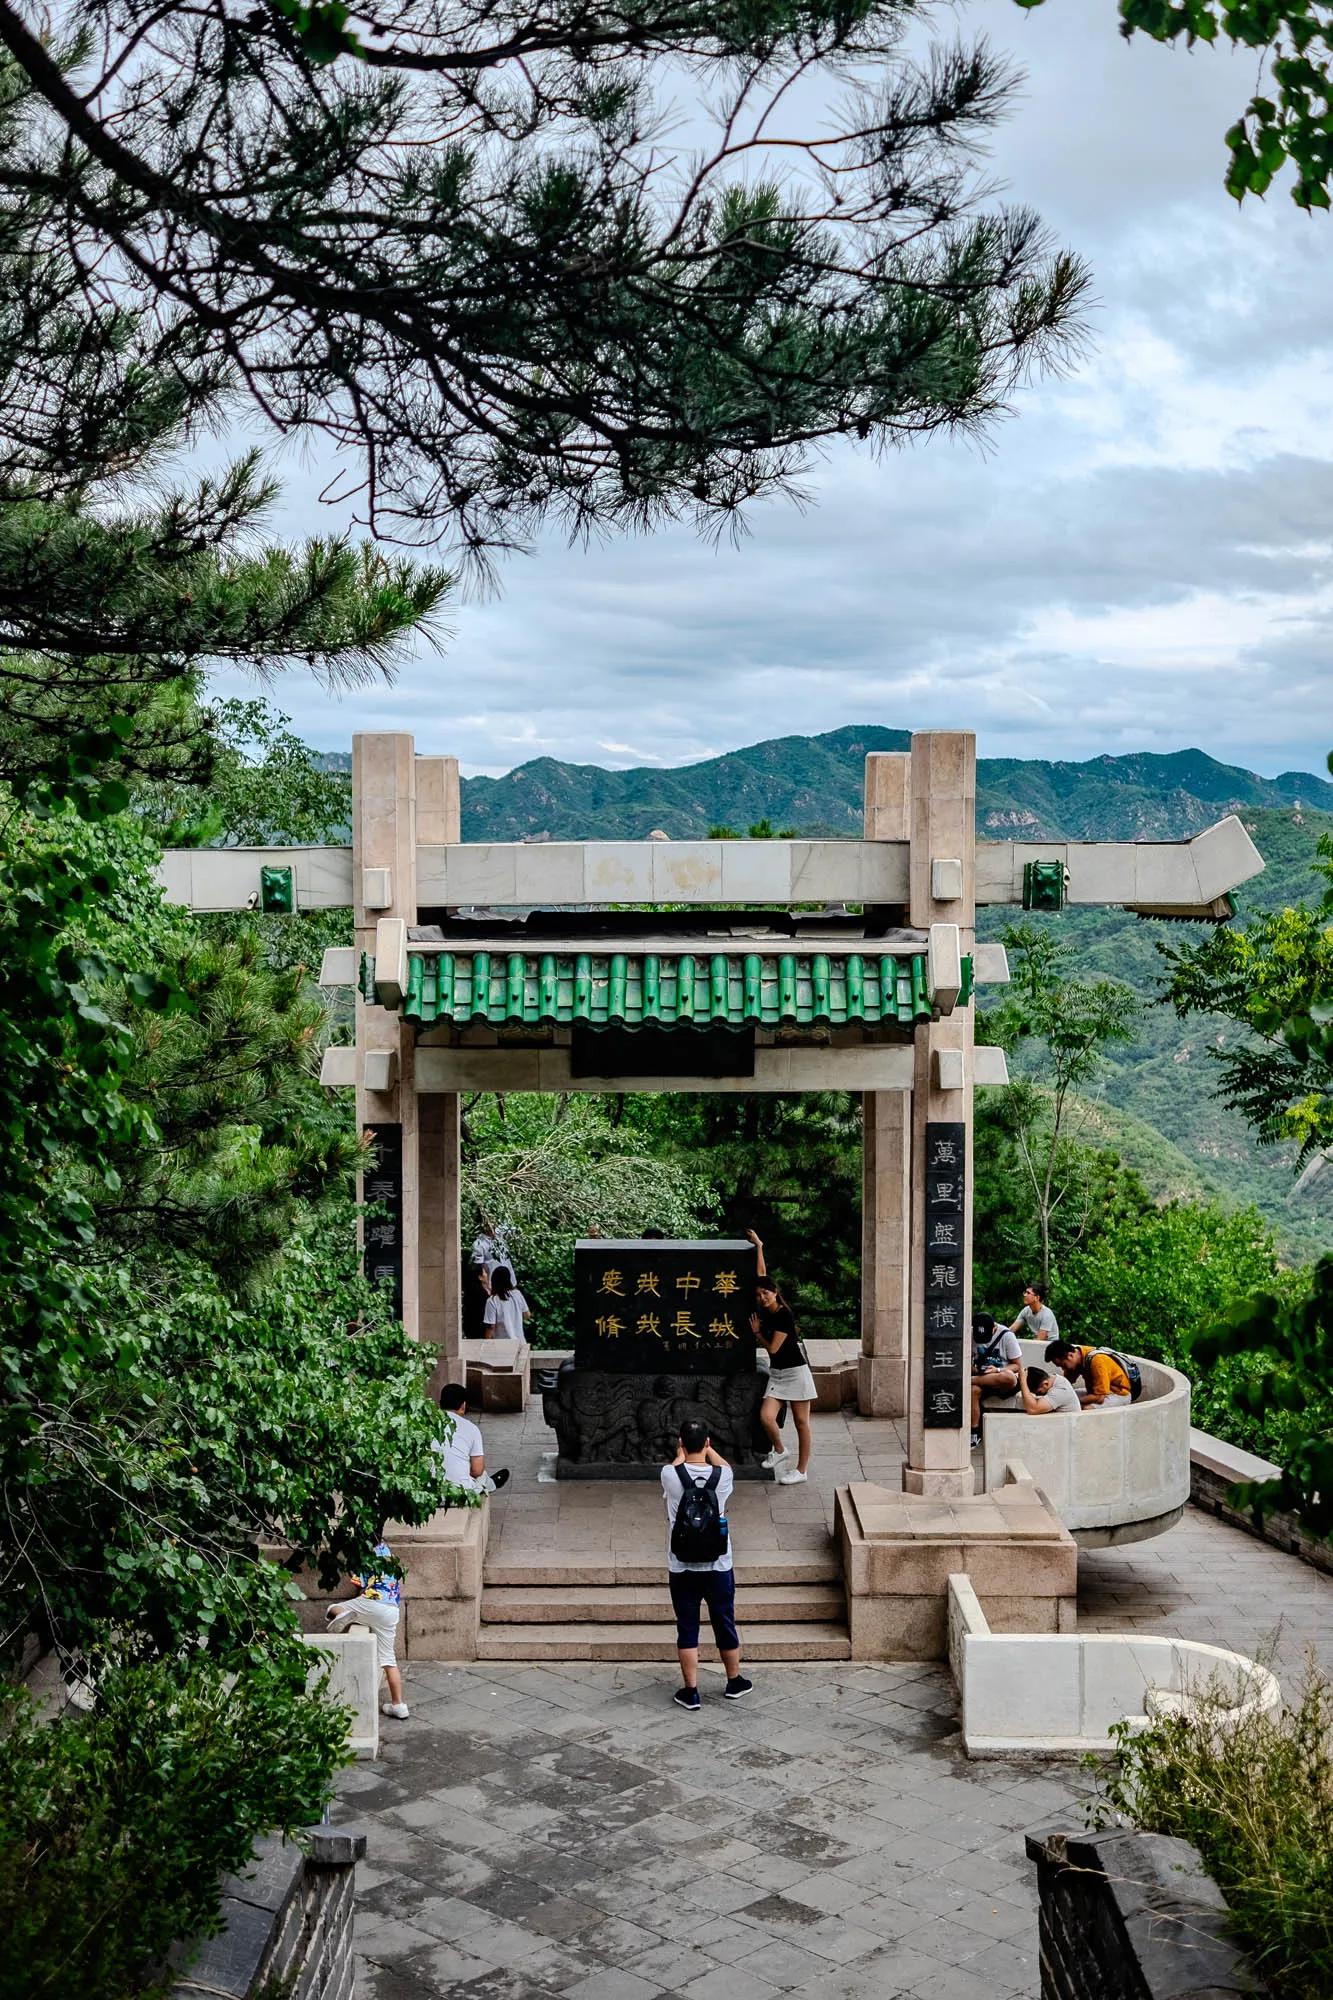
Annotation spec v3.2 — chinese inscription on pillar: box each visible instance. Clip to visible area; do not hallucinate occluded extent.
[363,1123,404,1320]
[923,1122,966,1428]
[574,1239,758,1375]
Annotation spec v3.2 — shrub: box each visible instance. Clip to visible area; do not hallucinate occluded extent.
[1090,1663,1333,2000]
[0,1655,349,2000]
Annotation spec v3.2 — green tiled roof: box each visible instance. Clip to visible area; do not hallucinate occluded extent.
[363,949,970,1030]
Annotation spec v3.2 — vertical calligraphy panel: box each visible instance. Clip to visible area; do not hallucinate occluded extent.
[363,1123,404,1321]
[922,1121,966,1428]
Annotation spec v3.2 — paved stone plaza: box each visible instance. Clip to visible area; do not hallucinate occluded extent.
[342,1658,1083,2000]
[341,1407,1333,1996]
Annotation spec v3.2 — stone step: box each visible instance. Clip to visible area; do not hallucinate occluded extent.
[483,1550,841,1589]
[481,1583,845,1626]
[476,1620,852,1663]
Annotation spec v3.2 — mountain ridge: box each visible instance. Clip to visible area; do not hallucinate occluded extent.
[320,728,1332,843]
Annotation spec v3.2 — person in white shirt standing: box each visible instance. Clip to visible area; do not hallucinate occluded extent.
[661,1420,752,1712]
[482,1265,531,1342]
[433,1383,510,1496]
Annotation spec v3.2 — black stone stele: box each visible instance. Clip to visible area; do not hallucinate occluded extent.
[923,1121,966,1428]
[574,1237,759,1376]
[542,1362,771,1481]
[363,1123,404,1320]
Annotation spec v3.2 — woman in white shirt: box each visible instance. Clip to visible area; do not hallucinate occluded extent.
[482,1265,531,1343]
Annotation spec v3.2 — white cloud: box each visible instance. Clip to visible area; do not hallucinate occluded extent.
[208,2,1333,779]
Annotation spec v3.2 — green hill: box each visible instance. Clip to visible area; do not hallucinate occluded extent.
[451,728,1333,842]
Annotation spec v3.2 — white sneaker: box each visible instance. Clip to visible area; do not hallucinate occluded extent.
[382,1702,410,1719]
[776,1467,808,1485]
[761,1447,789,1469]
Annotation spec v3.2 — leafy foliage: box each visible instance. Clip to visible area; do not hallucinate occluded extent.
[1163,813,1333,1162]
[0,1658,349,2000]
[622,1090,863,1338]
[462,1093,716,1343]
[137,699,352,851]
[1192,1257,1333,1536]
[0,2,1088,556]
[1089,1663,1333,2000]
[1014,0,1333,210]
[979,920,1140,1284]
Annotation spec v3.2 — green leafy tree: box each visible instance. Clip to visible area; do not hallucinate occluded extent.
[624,1090,863,1337]
[1193,1259,1333,1541]
[1163,804,1333,1162]
[0,1659,349,2000]
[463,1093,716,1343]
[979,920,1141,1286]
[1014,0,1333,209]
[0,4,1088,557]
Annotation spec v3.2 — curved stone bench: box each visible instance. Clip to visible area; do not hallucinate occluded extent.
[948,1573,1279,1756]
[980,1343,1191,1547]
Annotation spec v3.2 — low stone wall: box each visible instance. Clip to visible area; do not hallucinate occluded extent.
[949,1574,1279,1757]
[836,1461,1078,1660]
[276,1502,489,1661]
[982,1346,1191,1547]
[1191,1428,1333,1579]
[170,1825,364,2000]
[463,1337,530,1412]
[1026,1826,1266,1998]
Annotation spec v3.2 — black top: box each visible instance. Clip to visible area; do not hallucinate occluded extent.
[758,1303,802,1372]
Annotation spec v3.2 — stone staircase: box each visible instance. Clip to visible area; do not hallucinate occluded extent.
[478,1545,851,1661]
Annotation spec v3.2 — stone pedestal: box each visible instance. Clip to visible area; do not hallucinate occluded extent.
[543,1364,771,1479]
[835,1463,1078,1660]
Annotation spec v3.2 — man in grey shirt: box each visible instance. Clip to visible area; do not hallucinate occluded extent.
[1008,1282,1058,1343]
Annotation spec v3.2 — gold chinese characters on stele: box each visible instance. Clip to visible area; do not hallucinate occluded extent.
[572,1238,760,1376]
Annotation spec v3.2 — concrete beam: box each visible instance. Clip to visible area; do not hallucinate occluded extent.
[408,1044,915,1094]
[156,846,353,911]
[158,815,1263,919]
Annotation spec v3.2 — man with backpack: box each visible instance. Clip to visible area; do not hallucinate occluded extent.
[1045,1341,1139,1409]
[661,1419,753,1712]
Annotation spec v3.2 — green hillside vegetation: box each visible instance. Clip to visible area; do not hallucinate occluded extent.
[977,807,1333,1257]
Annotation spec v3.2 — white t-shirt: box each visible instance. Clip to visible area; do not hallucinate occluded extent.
[434,1413,486,1490]
[1017,1303,1059,1341]
[471,1233,514,1280]
[975,1327,1022,1371]
[661,1461,735,1574]
[1036,1372,1081,1416]
[483,1289,529,1341]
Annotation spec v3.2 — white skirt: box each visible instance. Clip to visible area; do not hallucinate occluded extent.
[765,1363,817,1404]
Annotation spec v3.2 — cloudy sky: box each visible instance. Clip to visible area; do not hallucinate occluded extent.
[213,4,1333,780]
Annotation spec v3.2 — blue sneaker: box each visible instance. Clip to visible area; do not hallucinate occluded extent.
[673,1686,701,1712]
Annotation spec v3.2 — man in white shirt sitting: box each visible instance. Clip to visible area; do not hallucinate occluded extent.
[1007,1282,1059,1343]
[433,1383,510,1498]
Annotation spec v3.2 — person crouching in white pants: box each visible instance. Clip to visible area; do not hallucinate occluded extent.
[325,1540,408,1720]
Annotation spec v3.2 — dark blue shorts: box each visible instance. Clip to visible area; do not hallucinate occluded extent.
[669,1568,739,1652]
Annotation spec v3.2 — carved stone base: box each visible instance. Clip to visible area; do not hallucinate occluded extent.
[542,1364,771,1479]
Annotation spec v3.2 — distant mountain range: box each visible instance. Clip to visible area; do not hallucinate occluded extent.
[318,728,1332,843]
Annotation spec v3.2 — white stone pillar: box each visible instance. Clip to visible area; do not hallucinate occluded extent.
[904,730,976,1497]
[859,751,912,1418]
[353,734,419,1333]
[413,755,463,1386]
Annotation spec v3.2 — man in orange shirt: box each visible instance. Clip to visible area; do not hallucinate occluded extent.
[1045,1341,1132,1410]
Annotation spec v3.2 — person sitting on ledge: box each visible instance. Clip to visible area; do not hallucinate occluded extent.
[1006,1281,1059,1343]
[433,1383,511,1496]
[1045,1341,1132,1410]
[969,1310,1023,1450]
[1017,1362,1081,1416]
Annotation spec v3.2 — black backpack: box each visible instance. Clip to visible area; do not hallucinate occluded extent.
[1092,1347,1144,1403]
[671,1466,728,1564]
